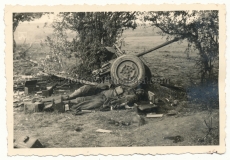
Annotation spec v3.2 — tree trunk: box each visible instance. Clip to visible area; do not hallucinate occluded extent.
[13,32,16,53]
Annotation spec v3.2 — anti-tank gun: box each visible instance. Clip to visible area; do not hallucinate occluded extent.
[92,37,183,88]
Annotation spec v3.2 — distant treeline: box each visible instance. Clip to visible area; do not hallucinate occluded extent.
[123,26,161,37]
[14,22,160,44]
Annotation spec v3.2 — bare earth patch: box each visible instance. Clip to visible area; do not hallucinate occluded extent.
[14,106,219,147]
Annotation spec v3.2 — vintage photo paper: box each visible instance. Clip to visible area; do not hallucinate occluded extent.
[5,4,226,155]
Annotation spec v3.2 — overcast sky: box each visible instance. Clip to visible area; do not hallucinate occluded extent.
[21,13,58,24]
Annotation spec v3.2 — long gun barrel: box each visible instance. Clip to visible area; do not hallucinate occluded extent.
[92,36,184,80]
[136,37,182,57]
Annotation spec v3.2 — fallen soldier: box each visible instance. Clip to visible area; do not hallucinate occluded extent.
[42,83,146,114]
[61,83,146,113]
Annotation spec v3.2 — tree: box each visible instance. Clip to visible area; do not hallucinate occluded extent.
[13,13,49,52]
[50,12,137,77]
[44,24,74,73]
[144,11,219,84]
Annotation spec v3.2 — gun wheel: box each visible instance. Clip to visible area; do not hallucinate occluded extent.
[110,55,145,88]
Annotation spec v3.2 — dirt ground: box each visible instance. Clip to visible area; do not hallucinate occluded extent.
[14,105,219,147]
[13,33,219,147]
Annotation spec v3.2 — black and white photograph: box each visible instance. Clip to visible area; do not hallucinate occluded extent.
[5,4,226,155]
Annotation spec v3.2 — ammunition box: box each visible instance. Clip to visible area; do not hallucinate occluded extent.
[14,136,43,148]
[24,102,44,113]
[53,102,65,113]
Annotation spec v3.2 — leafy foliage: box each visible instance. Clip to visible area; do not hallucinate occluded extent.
[44,29,72,73]
[145,11,219,84]
[13,13,44,32]
[49,12,137,77]
[144,11,219,109]
[13,13,50,53]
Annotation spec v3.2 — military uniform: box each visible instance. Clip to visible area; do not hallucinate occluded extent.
[63,84,139,112]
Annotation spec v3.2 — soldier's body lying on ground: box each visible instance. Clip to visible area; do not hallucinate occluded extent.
[42,83,148,113]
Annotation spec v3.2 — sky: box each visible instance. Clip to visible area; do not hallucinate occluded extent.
[21,12,58,24]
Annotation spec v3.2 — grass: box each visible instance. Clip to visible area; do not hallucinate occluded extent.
[14,105,219,147]
[123,35,200,87]
[13,29,219,147]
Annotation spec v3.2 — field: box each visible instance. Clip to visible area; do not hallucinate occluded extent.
[13,25,219,147]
